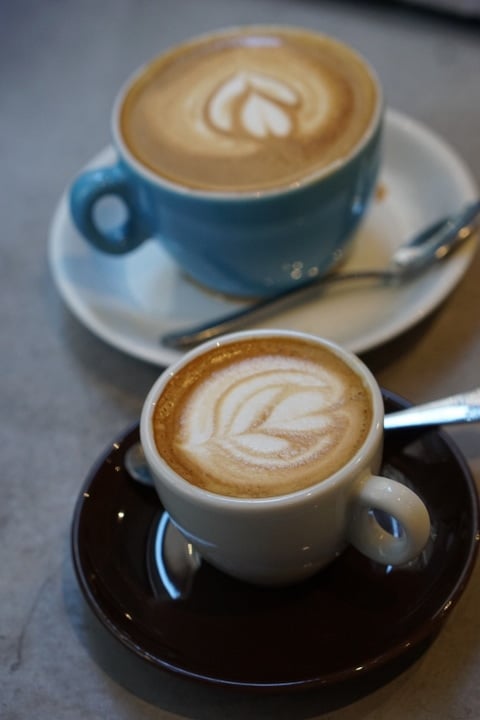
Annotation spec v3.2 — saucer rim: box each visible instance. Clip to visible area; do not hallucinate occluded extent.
[71,390,480,692]
[49,109,478,366]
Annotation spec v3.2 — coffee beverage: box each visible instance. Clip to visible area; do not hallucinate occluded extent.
[120,27,378,192]
[152,336,372,498]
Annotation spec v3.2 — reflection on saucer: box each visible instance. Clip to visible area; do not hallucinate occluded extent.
[149,512,202,600]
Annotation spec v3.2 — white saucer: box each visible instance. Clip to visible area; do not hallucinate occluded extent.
[49,109,478,366]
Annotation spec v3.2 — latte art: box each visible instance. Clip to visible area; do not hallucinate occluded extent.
[206,71,300,139]
[179,359,350,476]
[120,28,378,192]
[153,337,372,498]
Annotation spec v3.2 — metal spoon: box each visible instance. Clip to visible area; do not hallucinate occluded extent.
[124,440,152,487]
[125,387,480,487]
[160,201,480,351]
[384,388,480,430]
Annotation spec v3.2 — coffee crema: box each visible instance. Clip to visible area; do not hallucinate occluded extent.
[152,337,373,498]
[120,27,378,192]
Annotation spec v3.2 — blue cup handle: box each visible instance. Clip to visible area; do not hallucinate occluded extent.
[69,163,151,254]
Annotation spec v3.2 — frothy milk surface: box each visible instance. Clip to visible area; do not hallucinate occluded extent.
[120,28,378,192]
[153,338,372,498]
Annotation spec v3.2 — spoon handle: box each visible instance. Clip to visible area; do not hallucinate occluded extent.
[161,269,393,350]
[161,202,479,351]
[384,389,480,430]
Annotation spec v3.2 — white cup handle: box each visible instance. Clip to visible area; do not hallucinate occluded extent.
[348,474,431,565]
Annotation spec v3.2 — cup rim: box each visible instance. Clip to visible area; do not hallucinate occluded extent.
[111,24,384,201]
[139,329,384,510]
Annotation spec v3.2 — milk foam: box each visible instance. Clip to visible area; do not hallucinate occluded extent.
[207,72,299,139]
[152,59,336,157]
[172,353,369,496]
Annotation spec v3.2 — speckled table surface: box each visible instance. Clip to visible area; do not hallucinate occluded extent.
[2,1,480,718]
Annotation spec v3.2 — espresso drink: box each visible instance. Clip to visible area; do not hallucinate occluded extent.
[152,337,373,498]
[120,27,378,192]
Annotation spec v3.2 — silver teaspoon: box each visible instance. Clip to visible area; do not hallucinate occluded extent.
[161,201,480,351]
[125,387,480,487]
[384,388,480,430]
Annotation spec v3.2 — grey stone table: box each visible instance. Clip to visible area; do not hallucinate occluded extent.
[2,1,480,718]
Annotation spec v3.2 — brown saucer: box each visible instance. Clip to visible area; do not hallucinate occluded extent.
[71,390,479,692]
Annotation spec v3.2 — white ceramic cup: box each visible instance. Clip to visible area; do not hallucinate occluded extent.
[140,330,431,586]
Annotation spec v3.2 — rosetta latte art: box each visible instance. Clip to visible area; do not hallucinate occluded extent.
[153,337,372,497]
[176,356,358,495]
[206,72,300,139]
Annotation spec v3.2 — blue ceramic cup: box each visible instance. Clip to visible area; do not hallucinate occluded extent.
[70,27,383,298]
